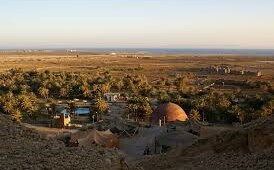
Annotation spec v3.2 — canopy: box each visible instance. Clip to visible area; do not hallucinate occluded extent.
[78,129,119,148]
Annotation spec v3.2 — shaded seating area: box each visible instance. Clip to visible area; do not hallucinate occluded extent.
[71,129,119,148]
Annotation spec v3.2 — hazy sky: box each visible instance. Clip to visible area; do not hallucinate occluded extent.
[0,0,274,49]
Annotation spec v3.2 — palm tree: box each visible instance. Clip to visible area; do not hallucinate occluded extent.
[2,92,16,114]
[259,100,273,117]
[197,97,206,121]
[38,87,49,99]
[68,101,76,117]
[127,96,152,122]
[230,105,245,124]
[127,103,138,121]
[189,109,201,121]
[101,83,110,94]
[60,87,68,98]
[175,75,189,92]
[91,84,100,97]
[80,85,91,98]
[91,98,108,121]
[141,102,152,121]
[159,91,170,103]
[20,84,30,94]
[113,80,123,91]
[3,100,15,114]
[218,96,231,110]
[11,109,22,122]
[18,95,31,110]
[95,98,108,114]
[18,94,38,117]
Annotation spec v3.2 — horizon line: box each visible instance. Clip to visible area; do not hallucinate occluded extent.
[1,47,274,50]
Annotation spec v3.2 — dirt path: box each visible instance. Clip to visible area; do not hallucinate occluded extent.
[22,123,78,138]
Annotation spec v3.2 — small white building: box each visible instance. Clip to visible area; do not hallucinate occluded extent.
[104,93,120,102]
[257,71,262,77]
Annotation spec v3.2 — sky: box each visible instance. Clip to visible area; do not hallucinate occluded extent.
[0,0,274,49]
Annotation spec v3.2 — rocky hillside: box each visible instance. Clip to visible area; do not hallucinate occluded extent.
[137,115,274,170]
[0,114,127,170]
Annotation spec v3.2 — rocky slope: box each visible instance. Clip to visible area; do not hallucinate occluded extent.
[0,114,127,170]
[137,115,274,170]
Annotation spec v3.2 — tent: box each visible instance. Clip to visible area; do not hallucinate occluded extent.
[78,129,119,148]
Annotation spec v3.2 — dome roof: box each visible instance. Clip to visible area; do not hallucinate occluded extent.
[151,102,188,124]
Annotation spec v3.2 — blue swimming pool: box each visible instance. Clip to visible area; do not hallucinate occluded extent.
[75,108,90,116]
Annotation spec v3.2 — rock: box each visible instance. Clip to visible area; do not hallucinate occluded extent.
[104,158,112,167]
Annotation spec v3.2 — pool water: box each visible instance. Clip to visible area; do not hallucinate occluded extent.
[75,108,90,115]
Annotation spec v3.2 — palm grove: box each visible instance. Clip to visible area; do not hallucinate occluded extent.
[0,68,273,123]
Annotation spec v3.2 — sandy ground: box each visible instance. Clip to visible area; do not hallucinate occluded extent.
[119,125,199,164]
[119,126,166,162]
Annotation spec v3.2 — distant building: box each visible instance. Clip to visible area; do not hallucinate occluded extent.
[227,67,231,73]
[151,102,188,125]
[206,65,260,76]
[104,93,120,102]
[257,71,262,77]
[53,109,70,128]
[216,66,219,73]
[170,72,179,77]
